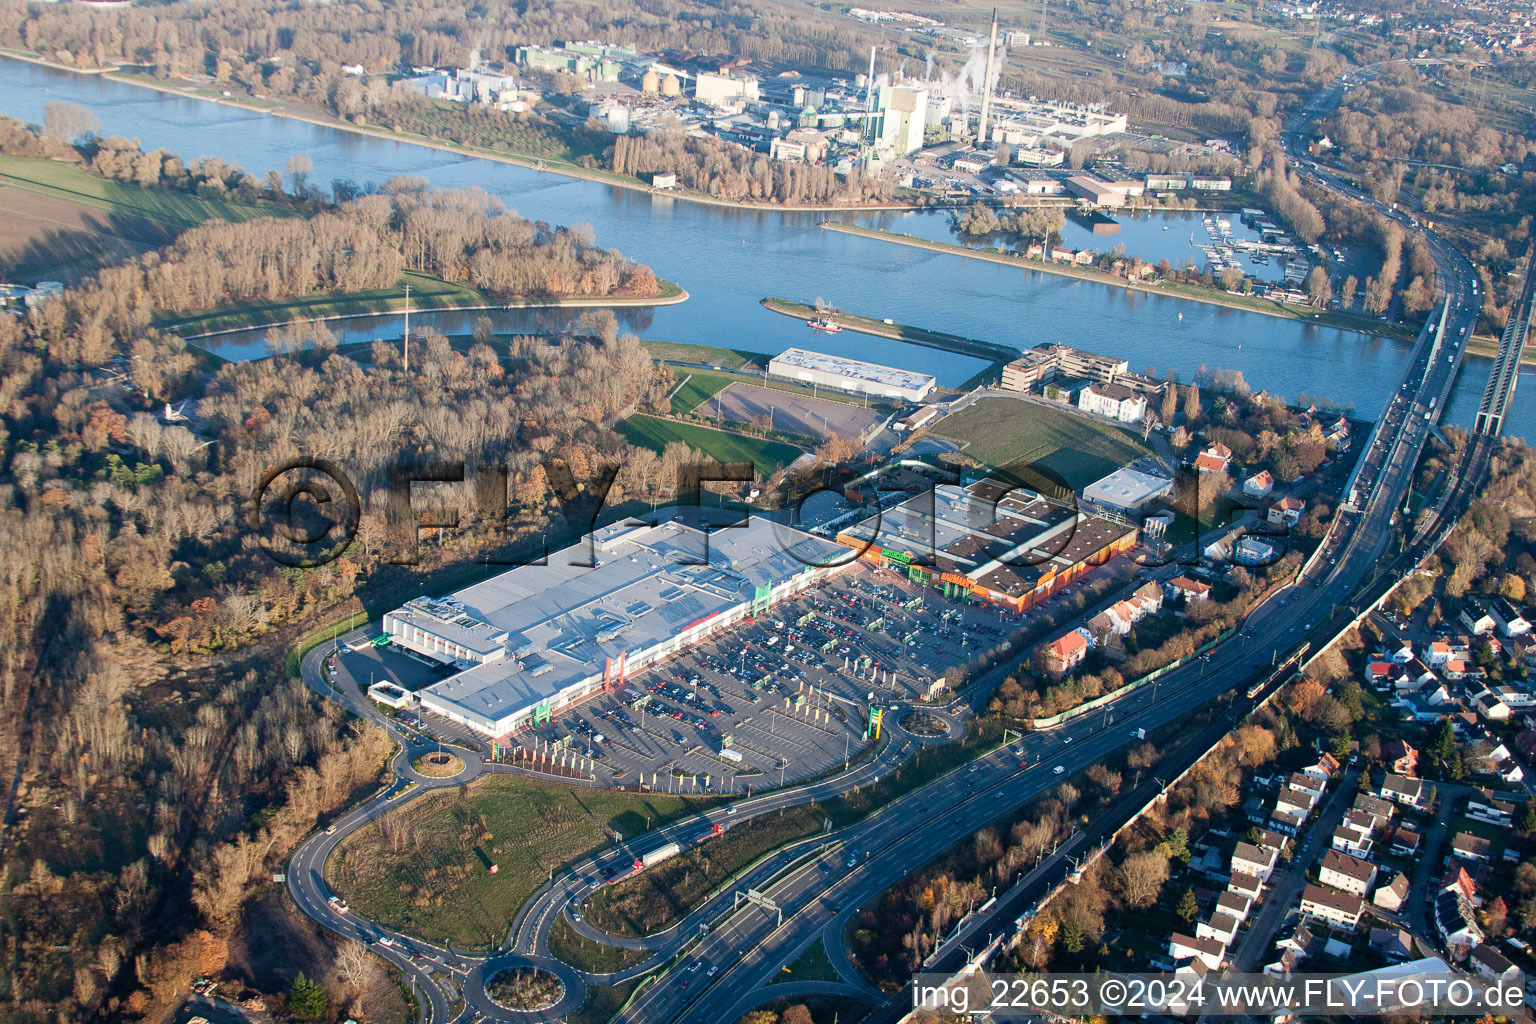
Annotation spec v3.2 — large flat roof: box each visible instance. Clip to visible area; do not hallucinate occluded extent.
[415,517,847,728]
[769,347,936,393]
[840,483,1135,597]
[1082,466,1173,509]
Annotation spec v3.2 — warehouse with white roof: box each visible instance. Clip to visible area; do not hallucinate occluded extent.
[381,517,851,738]
[767,347,937,402]
[1081,466,1174,514]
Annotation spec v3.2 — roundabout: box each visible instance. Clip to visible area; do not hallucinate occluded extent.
[485,964,568,1012]
[412,751,466,777]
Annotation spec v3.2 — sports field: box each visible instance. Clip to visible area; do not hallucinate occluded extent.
[617,415,806,477]
[701,383,883,441]
[929,397,1151,490]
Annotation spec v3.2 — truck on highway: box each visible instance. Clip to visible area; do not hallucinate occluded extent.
[641,842,682,869]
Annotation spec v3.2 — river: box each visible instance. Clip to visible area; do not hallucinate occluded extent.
[0,58,1523,436]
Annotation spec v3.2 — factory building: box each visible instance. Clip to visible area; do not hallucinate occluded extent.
[695,71,760,109]
[875,84,929,156]
[835,481,1139,613]
[768,348,936,402]
[1081,467,1174,514]
[383,518,850,738]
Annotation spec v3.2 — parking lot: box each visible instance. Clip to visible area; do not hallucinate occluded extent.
[512,569,1012,792]
[328,561,1097,794]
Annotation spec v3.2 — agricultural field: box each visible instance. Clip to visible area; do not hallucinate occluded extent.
[0,155,289,282]
[328,774,712,950]
[928,397,1151,490]
[617,414,806,478]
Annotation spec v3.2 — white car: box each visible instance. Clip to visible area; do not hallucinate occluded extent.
[1053,765,1065,775]
[328,896,349,914]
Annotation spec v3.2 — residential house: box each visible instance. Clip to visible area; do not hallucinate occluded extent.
[1388,827,1421,857]
[1351,793,1394,830]
[1275,788,1315,825]
[1286,772,1326,808]
[1467,790,1515,827]
[1450,832,1492,863]
[1197,912,1241,948]
[1493,685,1534,709]
[1490,598,1531,637]
[1169,932,1227,971]
[1216,891,1252,926]
[1268,496,1306,526]
[1243,470,1275,498]
[1131,581,1164,615]
[1426,640,1453,666]
[1326,415,1351,448]
[1166,576,1212,604]
[1264,923,1313,978]
[1461,600,1499,636]
[1302,753,1341,783]
[1469,944,1521,983]
[1042,629,1090,674]
[1232,841,1278,882]
[1228,871,1263,903]
[1194,442,1232,474]
[1269,807,1305,835]
[1078,381,1147,423]
[1369,926,1414,961]
[1373,873,1410,912]
[1382,740,1419,777]
[1379,773,1426,807]
[1332,823,1373,859]
[1442,867,1480,907]
[1319,850,1378,897]
[1435,889,1483,956]
[1474,691,1512,721]
[1300,884,1364,930]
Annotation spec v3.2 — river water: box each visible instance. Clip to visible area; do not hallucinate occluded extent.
[0,59,1523,436]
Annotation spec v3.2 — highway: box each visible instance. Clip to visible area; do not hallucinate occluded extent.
[600,62,1489,1024]
[277,59,1515,1024]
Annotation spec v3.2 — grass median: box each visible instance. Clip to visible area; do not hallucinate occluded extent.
[585,718,1007,940]
[329,774,715,951]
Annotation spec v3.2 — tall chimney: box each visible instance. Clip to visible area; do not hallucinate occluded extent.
[977,10,998,145]
[866,45,878,112]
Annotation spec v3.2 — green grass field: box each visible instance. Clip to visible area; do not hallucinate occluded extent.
[617,415,805,477]
[547,916,653,974]
[329,774,714,951]
[0,154,290,230]
[155,271,490,335]
[770,938,843,985]
[929,398,1152,490]
[668,372,736,416]
[640,339,756,372]
[585,804,826,937]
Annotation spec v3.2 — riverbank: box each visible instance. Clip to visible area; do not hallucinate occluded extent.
[1466,332,1536,368]
[163,271,687,340]
[0,48,937,216]
[820,221,1421,341]
[760,298,1018,363]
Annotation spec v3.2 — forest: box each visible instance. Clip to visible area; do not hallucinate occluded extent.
[0,123,756,1019]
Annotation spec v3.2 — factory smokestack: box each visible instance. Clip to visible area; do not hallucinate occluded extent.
[866,45,878,112]
[977,10,998,145]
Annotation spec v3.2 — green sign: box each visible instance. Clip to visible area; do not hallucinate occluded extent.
[881,547,912,564]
